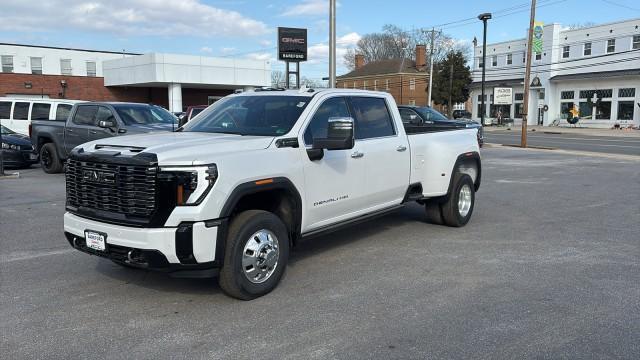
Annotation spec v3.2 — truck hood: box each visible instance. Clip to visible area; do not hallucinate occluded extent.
[81,132,274,164]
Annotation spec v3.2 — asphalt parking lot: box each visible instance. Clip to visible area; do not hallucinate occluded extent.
[1,147,639,359]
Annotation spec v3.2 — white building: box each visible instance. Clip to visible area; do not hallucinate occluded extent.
[0,43,271,111]
[470,18,640,128]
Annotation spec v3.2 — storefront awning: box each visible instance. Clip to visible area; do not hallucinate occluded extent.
[550,69,640,81]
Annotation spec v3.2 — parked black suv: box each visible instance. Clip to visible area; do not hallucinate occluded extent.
[398,105,483,147]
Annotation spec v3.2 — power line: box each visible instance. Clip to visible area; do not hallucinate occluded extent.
[601,0,640,12]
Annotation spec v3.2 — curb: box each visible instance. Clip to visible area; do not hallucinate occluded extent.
[484,143,640,161]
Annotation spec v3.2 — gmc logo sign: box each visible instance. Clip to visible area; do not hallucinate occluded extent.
[278,27,307,62]
[82,170,116,184]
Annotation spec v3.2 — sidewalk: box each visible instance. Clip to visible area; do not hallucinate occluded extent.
[484,125,640,138]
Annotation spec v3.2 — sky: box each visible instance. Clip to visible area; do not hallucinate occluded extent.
[1,0,639,80]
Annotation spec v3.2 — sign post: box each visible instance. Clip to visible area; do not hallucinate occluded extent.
[278,27,307,89]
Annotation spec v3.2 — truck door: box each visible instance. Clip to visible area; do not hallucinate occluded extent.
[350,96,411,209]
[85,106,117,143]
[301,96,367,231]
[64,105,97,154]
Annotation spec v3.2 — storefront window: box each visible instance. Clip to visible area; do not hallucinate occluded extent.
[514,103,523,118]
[490,105,511,118]
[617,101,635,120]
[595,101,611,120]
[560,102,573,119]
[579,102,592,119]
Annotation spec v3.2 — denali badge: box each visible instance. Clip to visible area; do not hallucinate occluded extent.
[82,170,116,184]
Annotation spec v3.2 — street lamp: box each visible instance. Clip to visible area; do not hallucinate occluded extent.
[478,12,491,126]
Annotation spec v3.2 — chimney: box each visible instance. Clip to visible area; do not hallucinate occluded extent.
[415,45,427,70]
[355,54,365,70]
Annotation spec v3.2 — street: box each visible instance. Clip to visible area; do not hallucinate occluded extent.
[484,130,640,156]
[1,147,639,359]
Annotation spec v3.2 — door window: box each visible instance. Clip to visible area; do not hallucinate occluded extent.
[304,97,351,145]
[350,97,395,139]
[72,105,98,125]
[31,103,51,120]
[55,104,73,121]
[399,108,421,125]
[0,101,11,118]
[95,106,115,125]
[13,102,30,120]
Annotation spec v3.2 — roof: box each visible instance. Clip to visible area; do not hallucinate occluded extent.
[0,42,140,56]
[337,58,427,79]
[549,68,640,81]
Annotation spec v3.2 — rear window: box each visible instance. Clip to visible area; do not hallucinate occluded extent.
[190,108,205,118]
[0,101,11,118]
[73,105,98,125]
[13,102,30,120]
[350,97,395,139]
[31,103,51,120]
[55,104,73,121]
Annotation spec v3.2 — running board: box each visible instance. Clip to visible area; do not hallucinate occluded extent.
[301,204,404,240]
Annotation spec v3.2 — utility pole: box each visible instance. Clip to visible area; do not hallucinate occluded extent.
[448,61,454,118]
[427,28,436,107]
[478,13,491,127]
[328,0,337,88]
[521,0,537,148]
[0,125,4,176]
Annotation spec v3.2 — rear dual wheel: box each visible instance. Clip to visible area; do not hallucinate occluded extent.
[425,173,475,227]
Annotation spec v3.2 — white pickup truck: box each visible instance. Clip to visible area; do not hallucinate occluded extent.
[63,89,481,300]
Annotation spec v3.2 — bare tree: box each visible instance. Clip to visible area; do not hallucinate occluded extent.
[271,70,286,88]
[343,24,469,70]
[567,22,596,30]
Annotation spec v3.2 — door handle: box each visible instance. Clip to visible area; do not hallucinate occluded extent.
[67,129,74,133]
[89,130,98,134]
[397,145,407,152]
[351,151,364,158]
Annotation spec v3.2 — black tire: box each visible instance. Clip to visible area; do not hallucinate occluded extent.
[441,173,475,227]
[424,200,444,225]
[40,143,63,174]
[219,210,290,300]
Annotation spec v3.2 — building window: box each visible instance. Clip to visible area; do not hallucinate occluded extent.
[617,101,635,120]
[514,93,524,101]
[584,42,592,56]
[1,55,13,73]
[580,89,612,99]
[562,46,570,58]
[363,80,367,90]
[491,55,497,67]
[374,80,378,91]
[409,78,416,90]
[60,59,72,75]
[385,79,389,90]
[535,52,542,61]
[561,91,574,100]
[86,61,97,77]
[619,88,635,98]
[579,102,593,118]
[633,35,640,50]
[343,82,347,89]
[30,57,43,75]
[596,101,611,120]
[506,53,512,65]
[607,39,615,53]
[478,58,484,68]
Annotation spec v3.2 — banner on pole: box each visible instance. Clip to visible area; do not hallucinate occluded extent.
[532,21,544,54]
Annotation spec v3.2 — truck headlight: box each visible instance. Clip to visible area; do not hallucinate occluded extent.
[159,164,218,206]
[2,142,18,150]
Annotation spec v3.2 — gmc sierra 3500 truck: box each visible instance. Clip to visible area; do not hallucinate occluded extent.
[63,89,481,300]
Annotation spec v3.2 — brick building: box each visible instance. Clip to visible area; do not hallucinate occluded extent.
[0,43,270,112]
[336,45,430,106]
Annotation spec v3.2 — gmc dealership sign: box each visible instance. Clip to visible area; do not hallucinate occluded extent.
[278,27,307,61]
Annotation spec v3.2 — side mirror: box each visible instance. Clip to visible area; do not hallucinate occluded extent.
[98,119,116,129]
[312,117,355,151]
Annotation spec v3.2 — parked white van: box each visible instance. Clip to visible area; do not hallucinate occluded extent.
[0,98,85,135]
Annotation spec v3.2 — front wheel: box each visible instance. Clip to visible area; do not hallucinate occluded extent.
[441,173,475,227]
[218,210,290,300]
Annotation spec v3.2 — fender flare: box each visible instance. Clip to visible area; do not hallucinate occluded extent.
[446,151,482,196]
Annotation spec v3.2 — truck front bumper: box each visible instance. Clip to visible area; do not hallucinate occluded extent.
[63,213,224,277]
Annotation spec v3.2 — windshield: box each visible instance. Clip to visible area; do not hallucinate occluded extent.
[1,125,16,135]
[415,107,449,122]
[114,105,177,126]
[182,95,309,136]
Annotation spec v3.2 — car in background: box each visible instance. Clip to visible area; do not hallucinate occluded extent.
[0,97,84,135]
[1,125,38,168]
[452,109,472,119]
[31,102,178,173]
[398,105,483,147]
[178,105,208,127]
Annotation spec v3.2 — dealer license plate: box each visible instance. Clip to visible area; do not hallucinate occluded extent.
[29,153,38,160]
[85,231,106,251]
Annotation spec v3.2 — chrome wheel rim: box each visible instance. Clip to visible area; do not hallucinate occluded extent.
[458,184,472,217]
[242,229,279,284]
